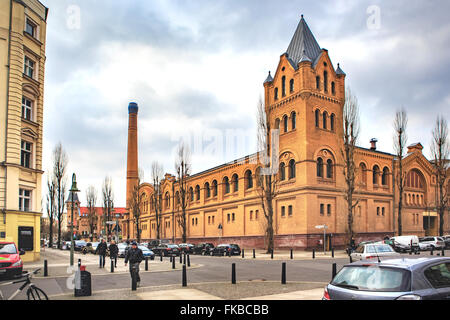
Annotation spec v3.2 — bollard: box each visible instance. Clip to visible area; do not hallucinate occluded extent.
[160,252,163,262]
[431,248,434,256]
[44,260,48,277]
[182,265,187,287]
[242,249,244,259]
[271,249,273,259]
[187,254,191,267]
[172,255,176,269]
[183,253,186,265]
[131,272,137,291]
[170,255,172,263]
[349,255,353,263]
[111,260,114,273]
[253,249,256,259]
[180,253,182,264]
[145,257,148,271]
[78,259,81,268]
[281,262,286,285]
[231,263,236,284]
[290,249,293,260]
[442,249,445,257]
[332,248,334,258]
[332,263,337,281]
[312,249,315,259]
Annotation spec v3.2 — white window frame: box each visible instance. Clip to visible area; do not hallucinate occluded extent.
[22,96,33,121]
[21,140,33,168]
[24,56,35,79]
[19,189,32,212]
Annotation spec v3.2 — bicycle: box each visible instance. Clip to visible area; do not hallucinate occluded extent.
[0,268,48,300]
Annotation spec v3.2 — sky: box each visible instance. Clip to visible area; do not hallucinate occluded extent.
[39,0,450,209]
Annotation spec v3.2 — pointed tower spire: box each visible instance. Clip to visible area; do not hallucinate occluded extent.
[286,15,322,67]
[264,71,273,84]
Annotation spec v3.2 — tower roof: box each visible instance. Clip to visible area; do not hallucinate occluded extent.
[66,191,80,203]
[264,71,273,83]
[336,63,346,76]
[286,15,322,69]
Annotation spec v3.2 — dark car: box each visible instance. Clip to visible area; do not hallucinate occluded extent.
[211,244,241,256]
[74,240,87,251]
[323,257,450,300]
[178,243,194,254]
[148,239,170,250]
[444,236,450,249]
[152,244,180,256]
[193,243,215,255]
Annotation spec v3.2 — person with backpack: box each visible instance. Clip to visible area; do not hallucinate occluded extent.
[124,241,144,287]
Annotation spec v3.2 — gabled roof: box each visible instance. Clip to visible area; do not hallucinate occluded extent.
[286,15,322,70]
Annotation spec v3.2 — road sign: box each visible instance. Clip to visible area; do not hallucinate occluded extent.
[315,225,328,229]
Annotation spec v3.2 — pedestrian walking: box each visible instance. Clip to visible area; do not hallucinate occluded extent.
[109,240,119,267]
[95,238,108,268]
[125,241,145,288]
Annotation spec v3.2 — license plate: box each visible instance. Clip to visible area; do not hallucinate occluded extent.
[0,269,6,273]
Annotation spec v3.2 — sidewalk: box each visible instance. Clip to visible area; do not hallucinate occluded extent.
[49,280,327,300]
[237,249,347,260]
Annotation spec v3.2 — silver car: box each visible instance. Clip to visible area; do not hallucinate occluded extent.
[351,243,400,261]
[324,257,450,300]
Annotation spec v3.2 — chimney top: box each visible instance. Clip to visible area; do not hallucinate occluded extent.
[370,138,378,151]
[128,102,139,114]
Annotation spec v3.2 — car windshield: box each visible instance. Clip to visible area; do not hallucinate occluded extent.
[0,243,17,254]
[366,245,394,253]
[331,266,411,292]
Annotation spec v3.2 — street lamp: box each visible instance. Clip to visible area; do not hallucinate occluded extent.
[69,173,80,267]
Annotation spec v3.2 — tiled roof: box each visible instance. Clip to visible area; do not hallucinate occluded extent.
[79,207,127,217]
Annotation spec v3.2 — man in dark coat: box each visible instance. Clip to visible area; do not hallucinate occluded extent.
[125,241,144,287]
[95,239,108,268]
[109,240,119,268]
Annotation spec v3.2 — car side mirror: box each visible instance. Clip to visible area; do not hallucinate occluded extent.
[19,249,25,255]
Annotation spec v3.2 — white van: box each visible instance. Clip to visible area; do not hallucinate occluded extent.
[390,235,420,253]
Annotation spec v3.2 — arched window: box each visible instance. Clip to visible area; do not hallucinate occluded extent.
[331,82,335,95]
[317,158,324,178]
[326,159,333,179]
[255,167,262,187]
[323,71,328,92]
[212,180,218,197]
[245,170,253,189]
[316,76,320,90]
[223,177,230,194]
[232,174,239,192]
[283,115,288,133]
[275,118,280,130]
[289,159,296,179]
[195,185,200,201]
[323,112,328,129]
[165,192,170,209]
[315,109,320,127]
[279,162,285,181]
[382,167,389,186]
[189,187,194,202]
[274,88,278,100]
[291,111,296,130]
[359,163,367,185]
[373,165,380,185]
[282,76,286,97]
[290,79,294,93]
[205,182,211,198]
[330,114,335,131]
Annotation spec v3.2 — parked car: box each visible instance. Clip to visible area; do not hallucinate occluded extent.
[148,239,170,250]
[419,237,446,251]
[443,236,450,249]
[118,243,129,258]
[178,243,194,254]
[82,242,95,254]
[211,244,241,256]
[152,244,180,256]
[193,243,215,255]
[419,238,433,251]
[0,242,25,279]
[139,246,155,260]
[323,257,450,300]
[390,235,420,253]
[351,243,400,261]
[74,240,87,251]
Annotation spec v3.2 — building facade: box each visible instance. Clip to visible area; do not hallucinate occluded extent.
[0,0,48,261]
[121,16,449,249]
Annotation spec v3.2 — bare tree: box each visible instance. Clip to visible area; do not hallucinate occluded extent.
[431,115,449,236]
[341,88,360,245]
[86,185,98,241]
[46,173,57,247]
[128,169,144,242]
[102,176,114,240]
[151,161,164,240]
[174,141,191,243]
[53,143,68,249]
[393,109,408,236]
[256,97,279,253]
